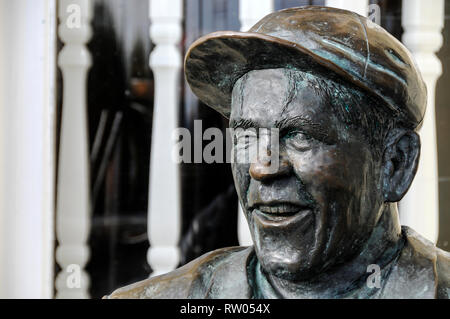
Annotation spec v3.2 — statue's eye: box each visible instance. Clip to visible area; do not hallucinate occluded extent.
[284,130,302,139]
[284,130,312,151]
[283,129,310,140]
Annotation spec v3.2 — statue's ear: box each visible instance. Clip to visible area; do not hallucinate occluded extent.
[382,128,420,202]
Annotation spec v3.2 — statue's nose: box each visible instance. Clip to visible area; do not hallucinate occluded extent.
[249,149,292,182]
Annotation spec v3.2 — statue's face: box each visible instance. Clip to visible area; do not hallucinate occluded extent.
[230,69,385,281]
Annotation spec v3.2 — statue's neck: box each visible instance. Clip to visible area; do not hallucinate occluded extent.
[258,203,403,299]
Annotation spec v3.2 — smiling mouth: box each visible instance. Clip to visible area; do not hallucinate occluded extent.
[251,202,313,224]
[256,203,302,216]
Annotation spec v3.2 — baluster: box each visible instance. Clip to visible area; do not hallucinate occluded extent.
[325,0,369,16]
[237,0,274,246]
[55,0,92,299]
[147,0,183,277]
[400,0,444,243]
[239,0,273,31]
[0,0,57,298]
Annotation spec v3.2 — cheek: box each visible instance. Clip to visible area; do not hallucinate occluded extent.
[231,162,251,203]
[287,146,367,196]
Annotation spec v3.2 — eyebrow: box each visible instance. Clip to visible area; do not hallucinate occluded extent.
[230,115,318,130]
[230,118,258,130]
[275,116,318,130]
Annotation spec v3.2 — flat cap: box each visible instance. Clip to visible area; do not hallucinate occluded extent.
[185,6,427,129]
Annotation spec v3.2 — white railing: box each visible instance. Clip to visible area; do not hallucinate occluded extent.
[55,0,93,299]
[147,0,183,277]
[326,0,369,16]
[400,0,444,243]
[239,0,274,31]
[0,0,57,299]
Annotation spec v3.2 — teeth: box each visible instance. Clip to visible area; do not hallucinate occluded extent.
[258,204,301,214]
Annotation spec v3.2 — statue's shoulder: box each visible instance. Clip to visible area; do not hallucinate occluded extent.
[436,245,450,299]
[394,226,450,299]
[104,246,251,299]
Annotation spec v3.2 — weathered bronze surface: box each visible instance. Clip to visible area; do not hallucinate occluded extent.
[106,6,450,299]
[184,6,426,129]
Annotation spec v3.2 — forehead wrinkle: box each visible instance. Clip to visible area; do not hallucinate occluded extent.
[238,72,250,118]
[278,68,327,122]
[237,69,289,115]
[232,69,328,130]
[280,69,299,118]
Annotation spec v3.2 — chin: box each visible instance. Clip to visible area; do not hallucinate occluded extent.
[253,236,323,282]
[257,244,354,282]
[253,227,355,282]
[260,257,318,281]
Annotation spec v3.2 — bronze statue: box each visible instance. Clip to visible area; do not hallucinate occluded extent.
[106,6,450,299]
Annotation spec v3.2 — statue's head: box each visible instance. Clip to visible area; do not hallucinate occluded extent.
[185,6,427,281]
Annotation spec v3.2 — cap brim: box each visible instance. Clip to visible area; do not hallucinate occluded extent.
[184,31,368,119]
